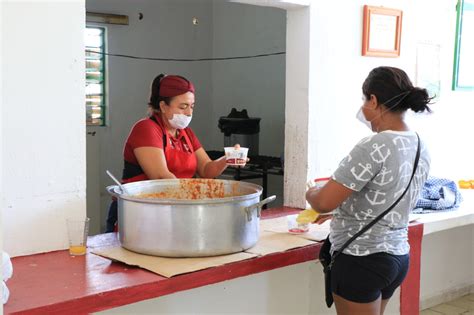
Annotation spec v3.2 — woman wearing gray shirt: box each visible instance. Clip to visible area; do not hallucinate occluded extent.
[306,67,432,315]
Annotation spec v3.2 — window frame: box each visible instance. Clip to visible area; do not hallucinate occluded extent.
[452,0,474,91]
[85,25,108,126]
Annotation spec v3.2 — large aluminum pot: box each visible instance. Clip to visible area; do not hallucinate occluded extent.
[107,179,275,257]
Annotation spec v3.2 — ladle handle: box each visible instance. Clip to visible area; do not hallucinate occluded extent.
[106,170,127,195]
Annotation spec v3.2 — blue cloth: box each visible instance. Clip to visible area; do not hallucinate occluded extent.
[414,176,463,212]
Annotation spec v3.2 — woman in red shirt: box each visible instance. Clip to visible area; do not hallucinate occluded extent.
[106,74,230,232]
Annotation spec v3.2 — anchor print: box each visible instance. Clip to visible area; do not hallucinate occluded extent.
[365,190,386,206]
[373,167,394,186]
[398,161,412,183]
[370,143,391,163]
[340,153,353,168]
[346,244,370,256]
[347,223,372,240]
[393,136,412,155]
[384,211,401,227]
[351,163,374,181]
[393,187,406,199]
[376,236,396,251]
[349,203,355,213]
[357,136,374,146]
[415,161,428,180]
[377,242,396,251]
[355,209,376,220]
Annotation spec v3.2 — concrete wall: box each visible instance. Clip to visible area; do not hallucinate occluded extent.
[86,0,287,233]
[2,1,86,256]
[85,0,215,233]
[420,225,474,309]
[97,260,400,315]
[211,1,286,157]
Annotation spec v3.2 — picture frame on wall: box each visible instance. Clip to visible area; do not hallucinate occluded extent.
[452,0,474,90]
[362,5,403,57]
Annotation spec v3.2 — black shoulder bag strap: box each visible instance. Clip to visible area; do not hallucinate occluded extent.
[329,133,421,268]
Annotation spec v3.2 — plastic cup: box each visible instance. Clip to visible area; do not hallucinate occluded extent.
[287,214,309,234]
[66,218,90,256]
[314,177,330,189]
[224,146,249,166]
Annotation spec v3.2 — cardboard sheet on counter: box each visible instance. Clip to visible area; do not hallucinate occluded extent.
[93,247,258,278]
[92,229,317,278]
[260,216,331,242]
[245,230,316,256]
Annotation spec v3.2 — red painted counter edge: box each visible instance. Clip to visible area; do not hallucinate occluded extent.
[13,245,320,315]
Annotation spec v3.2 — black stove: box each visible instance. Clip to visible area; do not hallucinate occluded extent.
[206,150,283,204]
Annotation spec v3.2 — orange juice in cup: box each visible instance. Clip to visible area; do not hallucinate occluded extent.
[66,218,90,256]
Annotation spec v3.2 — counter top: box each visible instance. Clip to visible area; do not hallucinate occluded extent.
[5,196,472,315]
[5,207,315,315]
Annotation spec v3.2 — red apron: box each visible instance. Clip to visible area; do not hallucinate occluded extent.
[113,128,197,231]
[163,129,197,178]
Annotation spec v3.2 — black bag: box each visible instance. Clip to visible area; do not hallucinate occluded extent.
[319,133,421,308]
[319,237,334,307]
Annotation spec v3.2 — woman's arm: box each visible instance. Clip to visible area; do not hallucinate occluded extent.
[133,147,176,179]
[195,148,228,178]
[306,179,354,213]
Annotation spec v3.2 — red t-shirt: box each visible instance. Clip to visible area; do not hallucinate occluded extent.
[123,114,202,164]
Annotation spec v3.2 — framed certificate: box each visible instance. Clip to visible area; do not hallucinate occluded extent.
[362,5,403,57]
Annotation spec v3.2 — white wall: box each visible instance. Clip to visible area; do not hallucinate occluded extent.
[283,0,474,208]
[97,260,400,315]
[420,225,474,309]
[2,1,86,256]
[0,0,4,313]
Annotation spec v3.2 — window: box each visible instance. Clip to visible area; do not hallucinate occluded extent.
[453,0,474,90]
[85,27,107,126]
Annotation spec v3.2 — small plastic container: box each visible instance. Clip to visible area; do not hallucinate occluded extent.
[224,146,249,166]
[287,214,309,234]
[314,177,331,189]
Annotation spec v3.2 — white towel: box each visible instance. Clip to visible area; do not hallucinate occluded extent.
[2,252,13,281]
[2,252,13,304]
[2,281,9,304]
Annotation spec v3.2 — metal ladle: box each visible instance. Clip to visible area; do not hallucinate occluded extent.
[106,170,128,195]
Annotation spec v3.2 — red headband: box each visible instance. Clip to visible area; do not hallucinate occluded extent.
[159,75,195,97]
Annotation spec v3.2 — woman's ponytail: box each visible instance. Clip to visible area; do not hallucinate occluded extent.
[148,74,166,110]
[401,87,433,113]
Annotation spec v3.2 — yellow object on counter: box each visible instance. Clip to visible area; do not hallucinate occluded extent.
[458,180,472,189]
[296,208,319,224]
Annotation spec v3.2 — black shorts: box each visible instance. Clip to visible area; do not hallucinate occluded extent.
[331,252,409,303]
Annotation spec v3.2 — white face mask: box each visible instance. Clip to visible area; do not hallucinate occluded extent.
[356,107,372,131]
[168,113,192,129]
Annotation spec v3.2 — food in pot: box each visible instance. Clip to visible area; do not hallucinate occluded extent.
[136,179,242,200]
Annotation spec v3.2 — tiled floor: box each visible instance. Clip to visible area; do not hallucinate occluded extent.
[420,293,474,315]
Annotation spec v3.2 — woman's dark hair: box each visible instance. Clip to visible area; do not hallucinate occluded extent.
[362,66,433,113]
[148,74,172,111]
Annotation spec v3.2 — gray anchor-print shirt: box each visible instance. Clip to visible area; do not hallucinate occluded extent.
[329,131,430,256]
